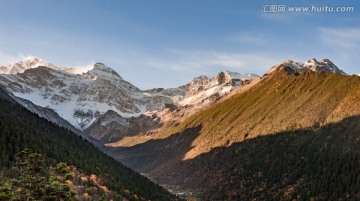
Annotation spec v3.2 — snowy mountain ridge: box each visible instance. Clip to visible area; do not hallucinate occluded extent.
[0,56,93,75]
[0,57,259,132]
[0,57,56,74]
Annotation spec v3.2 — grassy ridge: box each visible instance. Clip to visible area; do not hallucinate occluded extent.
[162,68,360,158]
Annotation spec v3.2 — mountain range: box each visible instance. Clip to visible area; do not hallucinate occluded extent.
[1,57,359,200]
[0,57,259,142]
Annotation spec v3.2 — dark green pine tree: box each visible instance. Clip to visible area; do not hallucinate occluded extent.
[12,148,48,200]
[43,162,77,200]
[0,149,77,201]
[0,181,15,201]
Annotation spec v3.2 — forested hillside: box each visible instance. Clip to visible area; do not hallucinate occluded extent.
[0,87,180,201]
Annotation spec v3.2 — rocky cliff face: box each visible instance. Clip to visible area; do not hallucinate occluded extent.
[0,63,153,130]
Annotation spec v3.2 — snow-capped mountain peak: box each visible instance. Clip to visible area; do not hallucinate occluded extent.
[267,58,347,75]
[0,56,56,74]
[86,62,123,80]
[304,58,345,74]
[178,71,259,106]
[0,57,95,76]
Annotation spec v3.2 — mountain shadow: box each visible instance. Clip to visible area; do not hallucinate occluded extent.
[113,115,360,201]
[85,111,163,144]
[110,126,202,178]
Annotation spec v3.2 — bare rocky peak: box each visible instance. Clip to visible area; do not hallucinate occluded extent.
[183,71,259,96]
[87,62,123,79]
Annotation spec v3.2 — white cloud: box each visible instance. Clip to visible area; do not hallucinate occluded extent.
[317,27,360,75]
[66,62,96,74]
[319,27,360,50]
[0,52,30,66]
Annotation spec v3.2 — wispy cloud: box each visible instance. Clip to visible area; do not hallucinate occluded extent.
[145,50,284,75]
[226,33,267,45]
[0,51,33,66]
[319,27,360,50]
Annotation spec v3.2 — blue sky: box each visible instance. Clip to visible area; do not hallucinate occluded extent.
[0,0,359,89]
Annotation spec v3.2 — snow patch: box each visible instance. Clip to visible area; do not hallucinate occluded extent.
[225,71,260,80]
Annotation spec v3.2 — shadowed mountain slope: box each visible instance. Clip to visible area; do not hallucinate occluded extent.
[114,115,360,200]
[110,66,360,200]
[0,86,181,201]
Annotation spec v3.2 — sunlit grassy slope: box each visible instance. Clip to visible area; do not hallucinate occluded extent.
[159,66,360,159]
